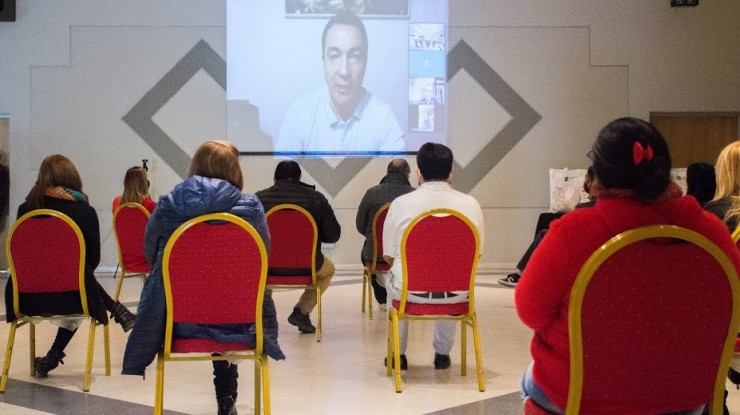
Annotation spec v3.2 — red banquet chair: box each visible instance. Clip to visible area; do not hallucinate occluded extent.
[264,204,323,342]
[524,225,740,415]
[1,209,111,393]
[362,203,390,320]
[112,202,151,302]
[155,213,271,415]
[386,208,485,393]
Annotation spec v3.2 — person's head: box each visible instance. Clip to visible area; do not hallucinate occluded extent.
[713,141,740,201]
[120,166,150,205]
[274,160,302,182]
[322,11,368,120]
[387,158,410,178]
[188,140,243,190]
[686,162,716,205]
[416,142,453,183]
[27,154,83,209]
[588,117,671,202]
[424,86,434,101]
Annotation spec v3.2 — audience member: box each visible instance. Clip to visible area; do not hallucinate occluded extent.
[515,117,738,414]
[686,162,716,206]
[4,154,136,378]
[704,141,740,233]
[276,11,404,153]
[355,158,414,305]
[382,142,484,370]
[256,160,341,334]
[0,150,8,230]
[121,140,284,415]
[112,166,156,213]
[498,167,595,288]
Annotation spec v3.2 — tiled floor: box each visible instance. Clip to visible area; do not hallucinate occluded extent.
[0,274,739,414]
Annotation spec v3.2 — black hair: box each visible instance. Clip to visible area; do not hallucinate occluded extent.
[274,160,302,181]
[417,142,453,182]
[387,159,410,177]
[589,117,671,202]
[686,162,716,205]
[321,11,368,59]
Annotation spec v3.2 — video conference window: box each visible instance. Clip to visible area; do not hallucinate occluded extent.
[227,0,448,156]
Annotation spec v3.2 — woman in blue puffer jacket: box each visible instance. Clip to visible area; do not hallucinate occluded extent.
[122,140,284,415]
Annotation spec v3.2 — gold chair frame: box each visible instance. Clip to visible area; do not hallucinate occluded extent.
[1,209,111,393]
[112,202,151,302]
[265,204,322,342]
[565,225,740,415]
[362,203,390,320]
[155,213,271,415]
[386,208,485,392]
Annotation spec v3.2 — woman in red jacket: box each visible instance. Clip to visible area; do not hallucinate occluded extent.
[515,117,740,415]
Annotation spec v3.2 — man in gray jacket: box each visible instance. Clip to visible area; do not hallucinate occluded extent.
[355,159,414,305]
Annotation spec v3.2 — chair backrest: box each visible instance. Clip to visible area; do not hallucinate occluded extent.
[399,208,481,311]
[369,203,390,270]
[162,213,268,354]
[732,225,740,247]
[6,209,88,317]
[265,204,318,285]
[566,225,740,415]
[113,202,152,273]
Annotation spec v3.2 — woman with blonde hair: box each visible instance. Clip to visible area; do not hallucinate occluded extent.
[704,141,740,233]
[112,166,156,213]
[4,154,136,378]
[122,140,283,415]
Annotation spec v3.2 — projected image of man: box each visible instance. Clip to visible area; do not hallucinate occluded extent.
[276,11,405,154]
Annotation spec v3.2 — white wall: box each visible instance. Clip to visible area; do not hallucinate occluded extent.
[1,0,738,275]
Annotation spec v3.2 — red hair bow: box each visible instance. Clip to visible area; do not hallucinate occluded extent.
[632,142,653,165]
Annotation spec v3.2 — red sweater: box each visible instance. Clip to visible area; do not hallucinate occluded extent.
[515,196,740,414]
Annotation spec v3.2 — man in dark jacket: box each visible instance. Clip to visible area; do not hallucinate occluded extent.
[256,160,341,334]
[355,159,414,305]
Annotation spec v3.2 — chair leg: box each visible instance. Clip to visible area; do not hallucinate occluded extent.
[461,319,467,376]
[471,314,485,392]
[315,286,322,343]
[261,356,271,415]
[392,313,403,393]
[102,324,111,376]
[386,314,393,378]
[29,323,36,377]
[361,270,368,314]
[0,322,18,392]
[254,357,261,415]
[83,319,96,392]
[154,353,165,415]
[113,269,126,303]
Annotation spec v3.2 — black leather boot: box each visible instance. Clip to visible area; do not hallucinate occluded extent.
[35,349,66,378]
[213,360,239,415]
[111,301,136,332]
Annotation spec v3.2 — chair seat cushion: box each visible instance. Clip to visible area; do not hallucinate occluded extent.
[171,338,254,354]
[391,300,469,316]
[524,398,558,415]
[266,275,312,285]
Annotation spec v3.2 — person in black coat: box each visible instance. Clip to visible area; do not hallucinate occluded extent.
[4,154,136,377]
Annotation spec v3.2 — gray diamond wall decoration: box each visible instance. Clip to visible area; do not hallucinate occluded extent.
[124,39,540,196]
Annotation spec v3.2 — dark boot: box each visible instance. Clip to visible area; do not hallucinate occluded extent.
[111,302,136,332]
[371,274,387,305]
[34,349,66,378]
[213,360,239,415]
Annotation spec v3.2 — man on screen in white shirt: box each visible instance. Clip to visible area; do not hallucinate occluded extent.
[276,11,405,154]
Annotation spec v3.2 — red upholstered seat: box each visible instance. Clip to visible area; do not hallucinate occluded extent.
[362,203,390,319]
[155,213,271,415]
[524,225,740,415]
[112,202,152,301]
[386,208,485,393]
[264,204,323,341]
[1,209,111,393]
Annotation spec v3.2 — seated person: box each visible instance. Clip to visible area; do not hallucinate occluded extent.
[498,167,595,287]
[685,162,716,206]
[704,142,740,233]
[112,166,156,213]
[515,117,739,414]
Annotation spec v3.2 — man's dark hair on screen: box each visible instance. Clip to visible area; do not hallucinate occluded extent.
[321,11,368,58]
[417,142,453,182]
